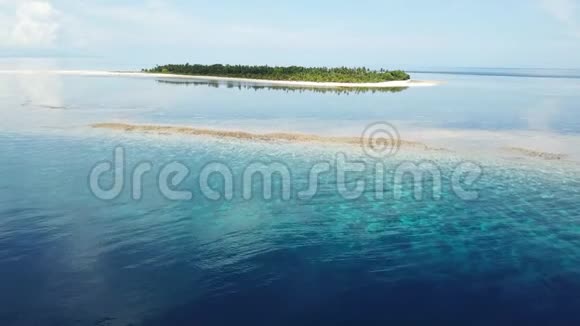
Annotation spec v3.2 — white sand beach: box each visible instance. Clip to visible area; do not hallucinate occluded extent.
[0,70,440,88]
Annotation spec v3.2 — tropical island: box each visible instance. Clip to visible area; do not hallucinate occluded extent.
[143,64,411,83]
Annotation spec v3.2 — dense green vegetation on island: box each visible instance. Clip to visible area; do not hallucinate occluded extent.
[144,64,411,83]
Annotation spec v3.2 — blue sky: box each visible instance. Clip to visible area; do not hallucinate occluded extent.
[0,0,579,68]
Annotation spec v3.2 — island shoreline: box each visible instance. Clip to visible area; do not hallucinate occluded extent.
[0,70,441,88]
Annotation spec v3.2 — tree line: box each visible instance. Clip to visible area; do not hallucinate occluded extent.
[144,64,411,83]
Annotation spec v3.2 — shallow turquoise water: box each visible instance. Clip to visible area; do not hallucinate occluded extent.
[1,69,580,325]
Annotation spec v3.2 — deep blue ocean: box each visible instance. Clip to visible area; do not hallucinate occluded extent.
[1,62,580,325]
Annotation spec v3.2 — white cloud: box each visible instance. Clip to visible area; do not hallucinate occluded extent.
[57,1,447,56]
[541,0,575,23]
[11,1,60,46]
[0,1,448,62]
[540,0,580,38]
[0,1,60,48]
